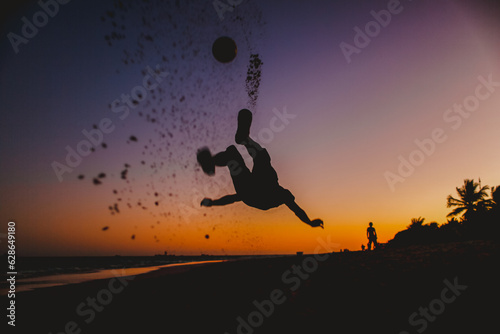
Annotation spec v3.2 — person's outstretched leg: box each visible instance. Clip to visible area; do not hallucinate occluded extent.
[235,109,252,144]
[233,108,275,185]
[234,109,266,160]
[243,136,263,152]
[234,109,263,155]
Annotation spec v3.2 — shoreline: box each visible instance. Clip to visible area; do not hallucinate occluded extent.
[1,259,228,295]
[11,241,499,333]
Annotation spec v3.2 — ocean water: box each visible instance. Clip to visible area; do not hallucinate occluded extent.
[0,255,240,295]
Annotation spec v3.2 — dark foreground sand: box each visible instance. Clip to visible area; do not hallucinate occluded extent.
[13,241,498,333]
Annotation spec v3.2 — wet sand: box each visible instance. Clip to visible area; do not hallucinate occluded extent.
[14,241,498,333]
[2,260,226,295]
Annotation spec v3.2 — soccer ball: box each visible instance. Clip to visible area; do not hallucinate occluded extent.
[212,36,237,63]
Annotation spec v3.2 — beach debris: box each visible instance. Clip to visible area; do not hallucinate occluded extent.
[205,234,210,239]
[245,54,263,109]
[131,234,135,240]
[108,203,120,215]
[78,174,85,180]
[102,226,109,231]
[80,0,265,240]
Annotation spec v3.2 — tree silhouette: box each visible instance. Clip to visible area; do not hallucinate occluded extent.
[407,216,425,229]
[439,218,462,241]
[490,186,499,209]
[488,186,500,228]
[446,179,491,222]
[389,217,441,247]
[388,180,499,248]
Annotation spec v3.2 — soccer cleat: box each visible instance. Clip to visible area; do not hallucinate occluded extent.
[235,109,252,144]
[196,147,215,176]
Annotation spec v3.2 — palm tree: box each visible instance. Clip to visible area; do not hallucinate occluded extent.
[446,179,491,221]
[491,186,500,208]
[407,216,425,229]
[489,186,500,220]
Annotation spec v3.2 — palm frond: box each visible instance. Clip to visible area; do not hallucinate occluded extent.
[447,206,466,217]
[446,195,464,208]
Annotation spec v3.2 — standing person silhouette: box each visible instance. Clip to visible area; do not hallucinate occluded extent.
[367,222,378,250]
[197,109,323,228]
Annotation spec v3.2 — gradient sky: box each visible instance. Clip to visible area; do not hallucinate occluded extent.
[1,0,499,256]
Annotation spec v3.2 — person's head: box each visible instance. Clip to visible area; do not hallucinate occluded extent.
[369,222,373,227]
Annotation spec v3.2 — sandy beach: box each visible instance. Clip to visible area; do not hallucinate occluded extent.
[10,240,497,333]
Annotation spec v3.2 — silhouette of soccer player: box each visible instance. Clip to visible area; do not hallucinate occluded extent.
[367,222,378,250]
[197,109,323,228]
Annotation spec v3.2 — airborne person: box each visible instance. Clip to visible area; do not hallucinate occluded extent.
[197,109,323,228]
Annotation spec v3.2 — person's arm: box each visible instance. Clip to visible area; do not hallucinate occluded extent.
[201,194,241,207]
[285,200,323,228]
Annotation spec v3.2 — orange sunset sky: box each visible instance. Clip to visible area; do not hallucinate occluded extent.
[1,0,499,256]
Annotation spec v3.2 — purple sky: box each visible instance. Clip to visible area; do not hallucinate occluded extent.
[1,0,499,255]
